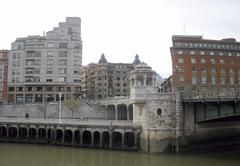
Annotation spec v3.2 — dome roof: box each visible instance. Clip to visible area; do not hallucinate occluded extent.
[134,63,152,71]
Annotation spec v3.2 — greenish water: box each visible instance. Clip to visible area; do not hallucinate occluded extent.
[0,143,239,166]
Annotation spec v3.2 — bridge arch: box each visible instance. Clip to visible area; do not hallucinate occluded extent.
[56,129,63,143]
[47,128,54,143]
[102,131,110,148]
[19,127,27,140]
[38,128,46,140]
[124,132,135,148]
[74,130,81,145]
[117,104,127,120]
[64,129,73,144]
[82,130,92,147]
[112,132,122,148]
[8,127,17,139]
[0,126,7,138]
[29,128,37,139]
[93,131,100,147]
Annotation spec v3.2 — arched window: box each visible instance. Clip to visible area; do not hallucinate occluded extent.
[157,108,162,119]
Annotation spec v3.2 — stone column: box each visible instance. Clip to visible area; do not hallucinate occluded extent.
[26,126,29,139]
[99,132,102,148]
[80,130,83,146]
[6,126,9,138]
[115,105,118,120]
[121,132,124,149]
[36,128,39,139]
[91,131,94,147]
[176,94,183,153]
[53,129,57,144]
[134,132,138,148]
[72,130,75,145]
[127,106,129,121]
[62,129,65,144]
[109,132,112,149]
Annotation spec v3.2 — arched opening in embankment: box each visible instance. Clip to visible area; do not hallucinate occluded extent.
[8,127,17,140]
[29,128,37,141]
[64,129,73,145]
[102,131,110,148]
[38,128,46,143]
[74,130,81,145]
[93,131,100,147]
[124,132,135,148]
[47,128,54,143]
[107,105,116,120]
[112,132,122,149]
[19,127,27,141]
[82,130,92,147]
[56,129,63,144]
[0,126,7,138]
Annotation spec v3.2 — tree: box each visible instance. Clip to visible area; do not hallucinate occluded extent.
[64,98,80,118]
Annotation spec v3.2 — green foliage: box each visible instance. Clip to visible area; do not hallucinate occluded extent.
[64,98,80,111]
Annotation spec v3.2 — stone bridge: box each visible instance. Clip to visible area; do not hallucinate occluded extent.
[0,117,141,150]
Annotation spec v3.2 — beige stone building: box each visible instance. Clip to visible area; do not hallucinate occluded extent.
[82,54,141,100]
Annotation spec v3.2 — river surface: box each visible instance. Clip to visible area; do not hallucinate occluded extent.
[0,143,239,166]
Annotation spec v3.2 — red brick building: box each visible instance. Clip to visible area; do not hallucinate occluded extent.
[170,35,240,97]
[0,50,8,103]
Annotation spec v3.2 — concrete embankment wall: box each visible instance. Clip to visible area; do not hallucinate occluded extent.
[0,101,109,119]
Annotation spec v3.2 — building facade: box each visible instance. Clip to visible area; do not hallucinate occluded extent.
[170,35,240,97]
[82,54,141,100]
[8,17,82,103]
[0,50,8,103]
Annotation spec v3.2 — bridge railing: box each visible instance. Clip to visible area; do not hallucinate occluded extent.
[181,87,240,100]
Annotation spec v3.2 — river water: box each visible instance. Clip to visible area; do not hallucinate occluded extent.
[0,143,239,166]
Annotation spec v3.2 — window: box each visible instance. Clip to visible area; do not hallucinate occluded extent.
[46,68,53,74]
[210,59,215,64]
[47,43,54,48]
[59,42,68,48]
[178,50,183,55]
[201,76,207,84]
[237,53,240,57]
[190,50,195,55]
[228,52,232,56]
[201,59,206,64]
[178,58,183,63]
[47,59,54,65]
[74,51,81,57]
[12,53,16,59]
[191,58,196,63]
[176,66,184,72]
[74,60,81,65]
[192,76,197,84]
[230,76,234,84]
[191,66,196,72]
[46,78,52,82]
[230,68,234,74]
[210,51,214,55]
[200,51,205,55]
[201,67,206,73]
[58,77,66,82]
[219,52,224,56]
[59,51,67,57]
[220,59,224,64]
[178,75,184,82]
[58,60,67,65]
[47,51,55,57]
[58,68,66,74]
[221,67,225,73]
[211,76,216,84]
[220,75,225,84]
[211,67,216,73]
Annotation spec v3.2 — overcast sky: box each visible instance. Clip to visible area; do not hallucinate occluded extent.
[1,0,240,78]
